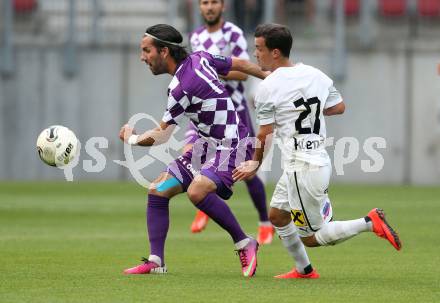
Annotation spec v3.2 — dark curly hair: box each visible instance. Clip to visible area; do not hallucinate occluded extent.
[145,24,189,65]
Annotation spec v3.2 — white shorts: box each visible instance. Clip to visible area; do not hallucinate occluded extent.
[270,164,333,237]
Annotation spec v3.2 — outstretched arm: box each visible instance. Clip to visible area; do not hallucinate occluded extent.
[119,121,174,146]
[230,57,268,80]
[221,70,248,81]
[232,123,274,181]
[324,101,345,116]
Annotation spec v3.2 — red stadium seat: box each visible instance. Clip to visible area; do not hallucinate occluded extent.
[378,0,407,16]
[418,0,440,17]
[344,0,360,16]
[331,0,360,16]
[13,0,37,13]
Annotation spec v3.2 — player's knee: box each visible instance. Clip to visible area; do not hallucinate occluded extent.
[187,176,216,204]
[269,208,291,227]
[148,187,159,196]
[269,213,288,227]
[148,186,170,198]
[148,173,179,198]
[269,211,279,225]
[300,235,321,247]
[187,187,207,204]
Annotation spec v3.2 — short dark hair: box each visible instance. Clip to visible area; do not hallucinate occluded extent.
[199,0,224,3]
[145,24,189,64]
[254,24,292,58]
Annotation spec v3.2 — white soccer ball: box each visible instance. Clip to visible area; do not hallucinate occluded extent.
[36,125,78,167]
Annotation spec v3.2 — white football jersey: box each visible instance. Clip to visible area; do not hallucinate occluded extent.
[255,63,343,169]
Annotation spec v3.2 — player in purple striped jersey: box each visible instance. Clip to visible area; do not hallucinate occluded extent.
[120,24,267,277]
[185,0,273,244]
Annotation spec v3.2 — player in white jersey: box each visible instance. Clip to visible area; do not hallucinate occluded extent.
[185,0,273,245]
[233,24,402,279]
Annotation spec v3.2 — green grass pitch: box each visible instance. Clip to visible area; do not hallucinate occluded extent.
[0,182,439,302]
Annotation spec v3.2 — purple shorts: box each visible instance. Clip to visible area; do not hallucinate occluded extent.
[167,137,254,200]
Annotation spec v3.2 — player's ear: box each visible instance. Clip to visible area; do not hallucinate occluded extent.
[161,46,169,59]
[272,48,281,59]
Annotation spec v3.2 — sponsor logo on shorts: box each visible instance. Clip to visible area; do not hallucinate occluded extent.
[291,210,306,227]
[177,155,200,176]
[322,201,331,220]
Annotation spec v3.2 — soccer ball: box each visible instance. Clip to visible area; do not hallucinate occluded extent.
[36,125,78,167]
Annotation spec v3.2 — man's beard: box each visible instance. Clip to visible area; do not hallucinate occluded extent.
[204,14,221,26]
[149,62,167,75]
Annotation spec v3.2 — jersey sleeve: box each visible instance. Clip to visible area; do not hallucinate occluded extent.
[324,85,343,109]
[255,83,275,125]
[230,30,250,60]
[188,32,195,52]
[206,53,232,76]
[162,82,190,125]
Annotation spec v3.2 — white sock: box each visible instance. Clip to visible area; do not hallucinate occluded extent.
[148,255,162,266]
[274,222,311,274]
[234,237,250,250]
[315,218,372,246]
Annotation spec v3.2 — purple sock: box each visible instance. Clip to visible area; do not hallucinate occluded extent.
[147,194,169,265]
[245,176,269,222]
[196,193,247,243]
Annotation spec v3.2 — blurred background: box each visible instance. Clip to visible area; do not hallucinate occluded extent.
[0,0,439,185]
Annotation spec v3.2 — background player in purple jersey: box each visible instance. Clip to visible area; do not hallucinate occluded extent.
[185,0,274,245]
[120,24,267,277]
